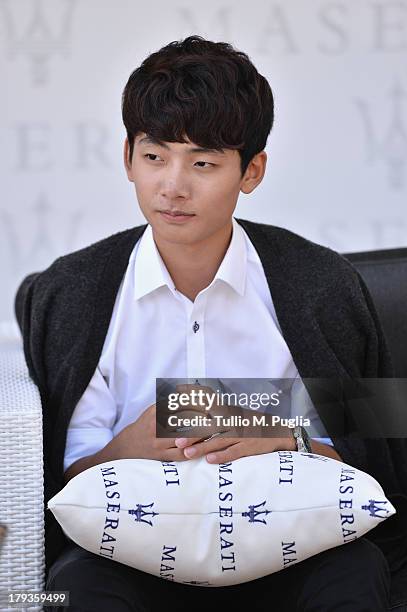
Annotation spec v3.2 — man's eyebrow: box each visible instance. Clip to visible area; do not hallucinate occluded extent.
[137,136,225,155]
[189,146,225,155]
[137,136,168,148]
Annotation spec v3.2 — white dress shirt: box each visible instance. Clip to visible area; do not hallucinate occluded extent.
[64,217,332,472]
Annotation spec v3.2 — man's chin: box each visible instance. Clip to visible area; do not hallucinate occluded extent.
[151,218,203,245]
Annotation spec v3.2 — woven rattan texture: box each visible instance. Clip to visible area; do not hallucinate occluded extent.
[0,342,45,611]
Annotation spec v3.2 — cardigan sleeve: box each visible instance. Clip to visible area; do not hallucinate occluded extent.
[14,272,43,389]
[354,270,395,377]
[14,261,68,400]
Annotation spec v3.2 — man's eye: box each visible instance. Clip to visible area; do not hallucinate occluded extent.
[195,161,214,168]
[144,153,162,161]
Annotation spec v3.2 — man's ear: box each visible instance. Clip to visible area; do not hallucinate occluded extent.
[124,138,133,181]
[240,151,267,194]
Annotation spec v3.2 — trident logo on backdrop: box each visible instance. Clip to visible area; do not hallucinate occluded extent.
[242,500,272,525]
[0,193,83,273]
[355,81,407,191]
[128,503,159,527]
[0,0,77,86]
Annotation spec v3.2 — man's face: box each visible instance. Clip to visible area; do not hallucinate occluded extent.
[124,132,261,247]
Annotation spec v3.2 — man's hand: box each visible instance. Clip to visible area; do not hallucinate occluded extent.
[171,383,297,463]
[175,433,296,464]
[65,382,233,483]
[174,433,342,464]
[64,402,191,483]
[111,402,190,462]
[165,383,242,439]
[170,383,343,463]
[65,384,343,484]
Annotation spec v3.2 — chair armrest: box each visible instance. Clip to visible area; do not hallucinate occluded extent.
[0,339,45,609]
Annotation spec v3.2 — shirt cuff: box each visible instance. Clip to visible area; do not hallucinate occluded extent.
[63,428,114,473]
[312,437,334,447]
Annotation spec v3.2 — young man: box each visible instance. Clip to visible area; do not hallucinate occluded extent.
[15,35,406,611]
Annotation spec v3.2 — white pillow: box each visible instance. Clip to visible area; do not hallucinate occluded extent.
[48,452,395,586]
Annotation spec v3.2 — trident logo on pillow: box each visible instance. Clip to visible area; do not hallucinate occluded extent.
[48,452,395,587]
[242,501,272,524]
[128,503,159,525]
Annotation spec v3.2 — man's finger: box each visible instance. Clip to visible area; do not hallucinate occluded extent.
[164,447,194,462]
[174,429,233,448]
[174,436,203,448]
[183,436,241,459]
[205,443,242,464]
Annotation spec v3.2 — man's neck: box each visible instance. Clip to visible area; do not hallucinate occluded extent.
[152,220,233,302]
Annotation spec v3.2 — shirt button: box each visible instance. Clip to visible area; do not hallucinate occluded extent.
[193,321,200,333]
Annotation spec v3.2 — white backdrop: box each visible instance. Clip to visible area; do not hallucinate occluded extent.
[1,0,406,322]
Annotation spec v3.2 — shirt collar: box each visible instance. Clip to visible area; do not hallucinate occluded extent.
[133,216,247,301]
[133,224,175,300]
[214,217,247,296]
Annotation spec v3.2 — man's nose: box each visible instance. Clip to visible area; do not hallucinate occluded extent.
[159,165,190,199]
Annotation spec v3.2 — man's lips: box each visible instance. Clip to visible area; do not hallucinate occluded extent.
[158,210,196,223]
[158,210,195,216]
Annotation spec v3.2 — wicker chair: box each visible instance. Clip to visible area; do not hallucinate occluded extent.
[0,324,44,612]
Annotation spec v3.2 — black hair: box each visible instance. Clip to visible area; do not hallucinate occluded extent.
[122,35,274,177]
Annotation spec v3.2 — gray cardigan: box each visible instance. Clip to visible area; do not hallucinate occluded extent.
[14,217,407,574]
